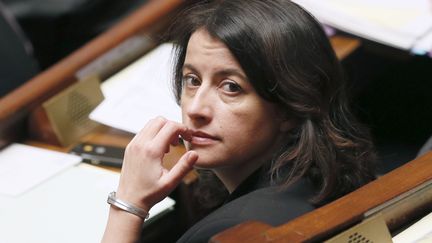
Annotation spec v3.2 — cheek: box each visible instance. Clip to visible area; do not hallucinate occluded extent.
[228,99,279,130]
[180,96,189,123]
[221,106,279,146]
[214,117,279,167]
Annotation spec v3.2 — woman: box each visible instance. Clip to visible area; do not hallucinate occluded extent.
[102,0,375,242]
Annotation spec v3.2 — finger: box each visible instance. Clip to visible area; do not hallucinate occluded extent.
[152,121,189,153]
[170,133,192,148]
[132,116,168,144]
[160,151,198,190]
[170,137,179,147]
[164,145,171,154]
[179,128,193,142]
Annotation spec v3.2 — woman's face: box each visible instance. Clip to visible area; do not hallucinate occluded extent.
[181,28,283,171]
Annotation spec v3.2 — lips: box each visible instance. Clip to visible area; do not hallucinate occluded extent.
[190,130,220,145]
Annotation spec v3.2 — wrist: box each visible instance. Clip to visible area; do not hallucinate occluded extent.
[107,191,150,220]
[115,189,152,213]
[109,204,144,223]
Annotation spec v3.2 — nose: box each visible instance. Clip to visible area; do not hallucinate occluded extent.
[183,86,213,126]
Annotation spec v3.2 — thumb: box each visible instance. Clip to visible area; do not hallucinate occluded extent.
[161,151,198,189]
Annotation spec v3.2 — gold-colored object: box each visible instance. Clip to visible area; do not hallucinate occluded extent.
[325,214,393,243]
[42,76,104,146]
[83,145,93,152]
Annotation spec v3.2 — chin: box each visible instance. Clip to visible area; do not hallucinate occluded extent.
[187,146,230,169]
[192,153,227,169]
[193,159,218,169]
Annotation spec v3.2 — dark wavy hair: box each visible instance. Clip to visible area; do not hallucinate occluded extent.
[169,0,376,206]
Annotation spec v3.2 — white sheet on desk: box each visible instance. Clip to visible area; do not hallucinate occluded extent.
[0,143,81,196]
[293,0,432,50]
[393,211,432,243]
[90,43,181,134]
[0,163,175,243]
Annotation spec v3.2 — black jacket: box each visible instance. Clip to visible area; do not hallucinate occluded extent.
[177,172,315,243]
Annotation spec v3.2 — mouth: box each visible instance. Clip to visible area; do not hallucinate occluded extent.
[189,130,220,146]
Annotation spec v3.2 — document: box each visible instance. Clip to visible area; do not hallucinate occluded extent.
[0,163,175,243]
[0,143,81,196]
[293,0,432,52]
[393,211,432,243]
[90,43,181,134]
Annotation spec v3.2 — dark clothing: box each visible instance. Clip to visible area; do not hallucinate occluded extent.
[177,171,316,243]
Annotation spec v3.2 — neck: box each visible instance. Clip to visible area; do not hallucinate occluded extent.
[213,159,265,193]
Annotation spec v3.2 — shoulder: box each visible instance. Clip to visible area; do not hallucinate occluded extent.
[226,180,316,225]
[177,180,315,243]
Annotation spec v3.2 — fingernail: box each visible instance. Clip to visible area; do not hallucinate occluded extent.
[187,151,196,160]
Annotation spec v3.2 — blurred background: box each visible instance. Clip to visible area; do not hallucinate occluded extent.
[0,0,149,97]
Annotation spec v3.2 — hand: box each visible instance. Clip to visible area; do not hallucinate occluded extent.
[116,117,198,212]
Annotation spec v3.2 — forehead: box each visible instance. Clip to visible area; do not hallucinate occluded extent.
[185,28,242,70]
[188,28,225,51]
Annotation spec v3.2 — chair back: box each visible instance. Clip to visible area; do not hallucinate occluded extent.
[0,1,38,97]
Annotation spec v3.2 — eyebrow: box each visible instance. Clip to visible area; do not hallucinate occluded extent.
[183,63,248,81]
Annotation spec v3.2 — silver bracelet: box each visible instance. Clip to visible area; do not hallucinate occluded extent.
[107,191,149,220]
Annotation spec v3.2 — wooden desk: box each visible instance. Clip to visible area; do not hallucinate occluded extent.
[0,0,188,148]
[331,35,360,60]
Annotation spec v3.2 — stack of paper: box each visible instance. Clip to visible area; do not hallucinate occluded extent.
[293,0,432,53]
[0,143,176,243]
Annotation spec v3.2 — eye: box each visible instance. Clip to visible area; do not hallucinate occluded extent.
[182,75,201,87]
[220,81,242,93]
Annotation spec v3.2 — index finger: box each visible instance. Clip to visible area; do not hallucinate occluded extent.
[152,121,192,154]
[131,116,168,145]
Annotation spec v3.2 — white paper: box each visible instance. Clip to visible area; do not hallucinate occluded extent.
[0,143,81,196]
[293,0,432,50]
[90,43,181,134]
[393,211,432,243]
[0,163,175,243]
